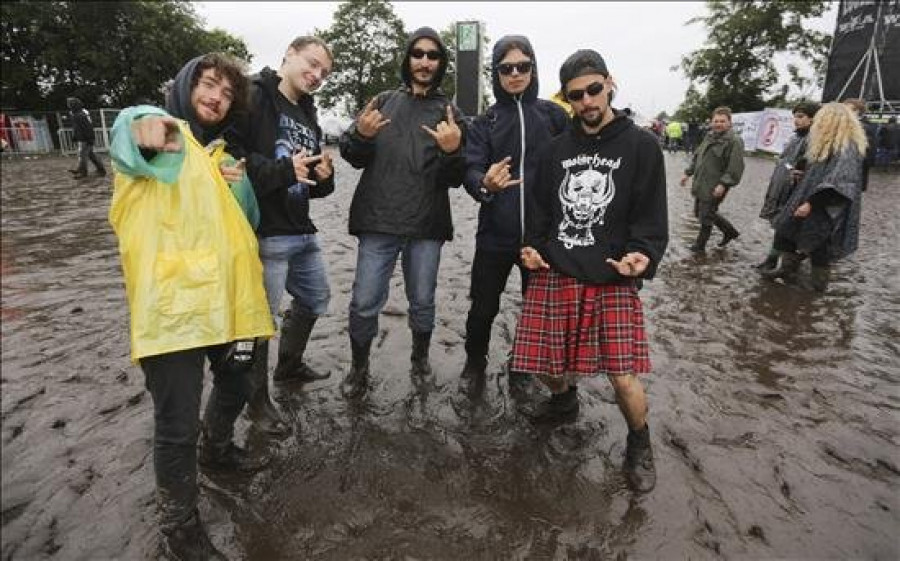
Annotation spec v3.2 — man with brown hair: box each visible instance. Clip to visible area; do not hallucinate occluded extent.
[228,36,336,436]
[680,106,745,252]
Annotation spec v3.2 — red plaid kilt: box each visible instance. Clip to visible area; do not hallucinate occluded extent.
[510,269,651,377]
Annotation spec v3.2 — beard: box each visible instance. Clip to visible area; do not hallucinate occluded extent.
[580,108,604,128]
[411,67,435,88]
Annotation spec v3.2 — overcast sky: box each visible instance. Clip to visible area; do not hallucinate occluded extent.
[194,1,838,118]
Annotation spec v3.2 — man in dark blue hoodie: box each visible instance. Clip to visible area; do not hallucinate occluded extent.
[460,35,568,398]
[339,27,466,398]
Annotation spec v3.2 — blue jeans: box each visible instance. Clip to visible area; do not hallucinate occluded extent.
[348,233,443,344]
[258,234,331,319]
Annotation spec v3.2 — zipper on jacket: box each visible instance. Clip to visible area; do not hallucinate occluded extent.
[516,95,526,245]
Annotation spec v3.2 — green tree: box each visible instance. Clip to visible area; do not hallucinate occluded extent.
[674,0,831,116]
[1,1,250,110]
[315,0,407,115]
[439,23,492,111]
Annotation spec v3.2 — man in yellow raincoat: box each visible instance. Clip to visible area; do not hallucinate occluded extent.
[108,53,273,559]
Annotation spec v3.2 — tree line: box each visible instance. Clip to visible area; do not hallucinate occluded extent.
[2,0,831,119]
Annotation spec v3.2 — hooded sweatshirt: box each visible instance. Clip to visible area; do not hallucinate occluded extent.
[166,56,234,146]
[463,35,568,253]
[67,97,94,143]
[226,67,335,238]
[526,112,668,284]
[340,27,467,241]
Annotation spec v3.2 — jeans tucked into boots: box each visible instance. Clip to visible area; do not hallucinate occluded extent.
[245,341,290,437]
[341,337,371,398]
[273,302,329,383]
[411,330,432,376]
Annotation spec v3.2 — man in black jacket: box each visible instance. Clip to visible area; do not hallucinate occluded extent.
[227,36,335,435]
[460,35,567,398]
[339,27,466,398]
[67,97,106,178]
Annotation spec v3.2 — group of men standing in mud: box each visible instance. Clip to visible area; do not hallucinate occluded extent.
[110,28,672,559]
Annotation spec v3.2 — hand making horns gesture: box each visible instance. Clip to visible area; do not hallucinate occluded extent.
[292,147,323,186]
[422,105,462,154]
[131,116,182,152]
[482,156,522,192]
[356,97,391,139]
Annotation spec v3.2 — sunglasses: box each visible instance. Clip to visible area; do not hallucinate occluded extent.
[410,48,441,61]
[497,61,533,75]
[566,81,605,102]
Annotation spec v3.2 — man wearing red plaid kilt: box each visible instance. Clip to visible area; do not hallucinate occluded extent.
[511,49,668,493]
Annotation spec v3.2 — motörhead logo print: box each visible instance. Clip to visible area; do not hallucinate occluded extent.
[557,154,621,249]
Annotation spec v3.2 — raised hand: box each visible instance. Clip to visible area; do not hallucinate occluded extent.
[483,156,522,192]
[131,116,181,152]
[314,151,333,181]
[220,157,245,183]
[292,147,323,185]
[421,105,462,154]
[521,246,549,271]
[605,252,650,277]
[356,97,391,139]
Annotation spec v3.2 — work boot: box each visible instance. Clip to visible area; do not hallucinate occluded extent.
[760,251,803,281]
[755,251,779,271]
[810,265,830,292]
[272,307,330,383]
[198,440,268,473]
[624,425,656,493]
[245,341,290,437]
[458,354,487,398]
[158,510,225,561]
[340,337,371,399]
[507,370,535,402]
[525,386,579,424]
[689,224,712,253]
[717,228,740,247]
[410,330,432,377]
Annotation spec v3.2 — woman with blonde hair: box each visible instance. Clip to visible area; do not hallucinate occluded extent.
[763,102,867,291]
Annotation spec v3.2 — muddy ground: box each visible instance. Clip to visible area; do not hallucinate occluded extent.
[1,149,898,560]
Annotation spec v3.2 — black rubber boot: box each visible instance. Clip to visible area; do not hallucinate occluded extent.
[624,424,656,493]
[689,224,712,252]
[526,386,579,424]
[717,226,740,247]
[200,384,268,473]
[410,330,432,377]
[755,250,779,271]
[245,341,290,437]
[810,265,830,292]
[458,354,487,398]
[198,440,268,473]
[272,306,330,383]
[760,251,803,281]
[340,338,371,399]
[158,509,226,561]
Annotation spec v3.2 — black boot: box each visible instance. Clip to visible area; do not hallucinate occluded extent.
[689,224,712,252]
[340,337,371,399]
[525,386,579,424]
[717,227,740,247]
[245,341,290,437]
[755,250,779,271]
[458,354,487,398]
[200,385,268,473]
[760,251,802,281]
[158,510,226,561]
[810,265,830,292]
[624,424,656,493]
[410,330,432,377]
[272,306,330,383]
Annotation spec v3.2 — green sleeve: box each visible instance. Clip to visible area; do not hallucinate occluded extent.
[109,105,185,183]
[719,137,746,187]
[220,154,261,230]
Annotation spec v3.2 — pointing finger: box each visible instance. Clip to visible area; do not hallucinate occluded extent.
[446,104,454,122]
[421,124,438,138]
[300,154,324,165]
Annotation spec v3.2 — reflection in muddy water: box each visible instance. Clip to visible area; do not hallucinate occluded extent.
[2,152,898,559]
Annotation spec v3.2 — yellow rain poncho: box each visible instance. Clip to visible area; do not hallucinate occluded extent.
[109,106,273,361]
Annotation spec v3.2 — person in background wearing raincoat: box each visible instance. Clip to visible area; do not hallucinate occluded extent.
[761,102,866,292]
[108,52,273,560]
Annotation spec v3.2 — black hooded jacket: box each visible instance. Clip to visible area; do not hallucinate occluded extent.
[339,27,467,241]
[67,97,94,143]
[226,67,334,238]
[526,112,669,284]
[463,35,568,253]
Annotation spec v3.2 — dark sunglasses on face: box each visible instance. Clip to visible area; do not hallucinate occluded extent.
[497,61,533,75]
[566,81,605,102]
[411,48,441,61]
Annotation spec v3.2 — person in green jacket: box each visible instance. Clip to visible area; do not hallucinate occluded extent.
[680,106,745,252]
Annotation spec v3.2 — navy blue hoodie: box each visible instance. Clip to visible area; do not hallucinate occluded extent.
[463,35,568,253]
